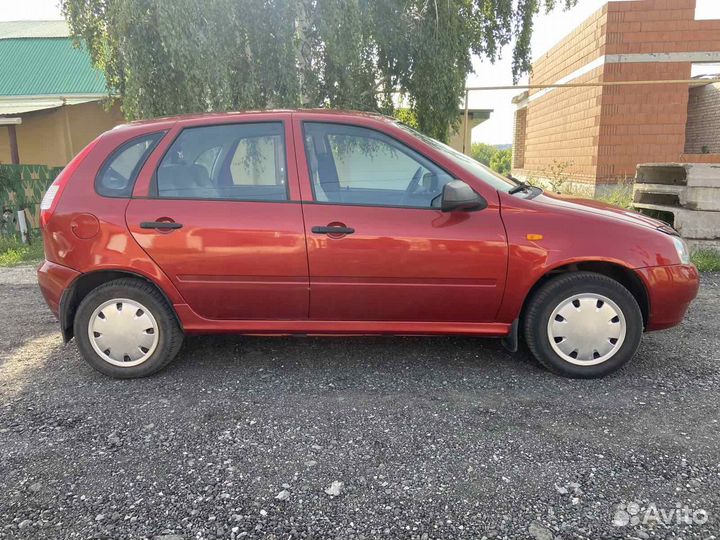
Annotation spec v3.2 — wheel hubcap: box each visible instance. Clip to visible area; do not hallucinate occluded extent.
[88,298,159,367]
[547,293,626,366]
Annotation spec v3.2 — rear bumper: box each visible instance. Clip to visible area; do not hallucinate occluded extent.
[37,259,80,319]
[637,264,700,331]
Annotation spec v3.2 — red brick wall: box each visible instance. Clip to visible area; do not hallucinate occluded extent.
[512,107,527,169]
[605,0,720,56]
[523,70,604,183]
[596,61,691,182]
[514,0,720,188]
[530,6,608,86]
[598,0,720,180]
[519,5,608,184]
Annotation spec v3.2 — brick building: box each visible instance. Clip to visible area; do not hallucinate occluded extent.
[685,79,720,154]
[511,0,720,194]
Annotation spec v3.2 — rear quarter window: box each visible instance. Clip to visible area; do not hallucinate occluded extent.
[95,132,165,197]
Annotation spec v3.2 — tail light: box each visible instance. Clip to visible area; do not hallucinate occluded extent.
[40,138,100,228]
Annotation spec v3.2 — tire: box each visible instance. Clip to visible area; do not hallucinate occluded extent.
[523,272,643,378]
[74,278,184,378]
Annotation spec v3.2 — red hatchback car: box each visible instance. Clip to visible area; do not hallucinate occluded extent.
[37,110,699,379]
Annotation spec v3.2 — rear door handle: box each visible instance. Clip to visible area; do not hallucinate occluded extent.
[311,226,355,235]
[140,221,183,230]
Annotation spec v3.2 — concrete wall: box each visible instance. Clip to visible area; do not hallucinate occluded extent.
[685,82,720,154]
[0,100,124,167]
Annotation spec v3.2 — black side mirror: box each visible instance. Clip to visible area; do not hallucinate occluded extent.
[441,180,487,212]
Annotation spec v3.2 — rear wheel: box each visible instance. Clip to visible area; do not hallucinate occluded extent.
[523,272,643,378]
[74,278,183,378]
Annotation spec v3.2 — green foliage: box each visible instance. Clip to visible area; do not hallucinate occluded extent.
[63,0,576,142]
[0,236,44,267]
[470,142,496,166]
[489,148,512,176]
[393,108,419,130]
[691,248,720,272]
[470,143,511,175]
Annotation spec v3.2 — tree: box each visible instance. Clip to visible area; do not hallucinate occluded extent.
[470,142,497,166]
[489,148,512,176]
[62,0,576,141]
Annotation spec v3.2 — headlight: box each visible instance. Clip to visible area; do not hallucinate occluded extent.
[672,235,691,264]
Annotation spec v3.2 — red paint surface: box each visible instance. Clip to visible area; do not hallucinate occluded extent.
[37,110,700,337]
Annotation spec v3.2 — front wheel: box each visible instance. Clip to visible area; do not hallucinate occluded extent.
[523,272,643,378]
[74,278,184,378]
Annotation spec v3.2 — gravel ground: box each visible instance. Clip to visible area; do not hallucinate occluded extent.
[1,264,719,540]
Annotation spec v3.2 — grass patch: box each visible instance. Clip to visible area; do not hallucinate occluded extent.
[692,249,720,272]
[0,236,44,267]
[595,182,633,210]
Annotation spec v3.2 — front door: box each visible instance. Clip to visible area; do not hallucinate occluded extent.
[296,120,507,322]
[126,118,309,320]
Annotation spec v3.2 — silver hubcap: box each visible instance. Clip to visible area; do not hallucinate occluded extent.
[88,298,159,367]
[547,293,626,366]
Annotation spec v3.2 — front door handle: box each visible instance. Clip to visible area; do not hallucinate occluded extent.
[311,225,355,235]
[140,221,183,230]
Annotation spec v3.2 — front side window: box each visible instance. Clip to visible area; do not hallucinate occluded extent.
[96,132,164,197]
[156,122,287,201]
[303,122,453,208]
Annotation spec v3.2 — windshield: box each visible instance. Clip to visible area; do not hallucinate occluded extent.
[396,123,519,192]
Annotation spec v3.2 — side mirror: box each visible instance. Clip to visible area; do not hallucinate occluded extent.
[440,180,487,212]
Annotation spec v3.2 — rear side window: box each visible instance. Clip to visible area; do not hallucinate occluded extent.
[155,122,288,201]
[95,132,164,197]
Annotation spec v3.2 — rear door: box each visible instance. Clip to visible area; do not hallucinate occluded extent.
[126,115,309,320]
[294,116,508,322]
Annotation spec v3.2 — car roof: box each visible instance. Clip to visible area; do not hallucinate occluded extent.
[101,108,403,150]
[117,108,396,129]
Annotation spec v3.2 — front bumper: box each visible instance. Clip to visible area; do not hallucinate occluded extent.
[37,259,80,319]
[636,264,700,331]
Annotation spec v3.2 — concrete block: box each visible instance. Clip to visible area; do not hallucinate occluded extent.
[632,202,720,240]
[634,162,720,213]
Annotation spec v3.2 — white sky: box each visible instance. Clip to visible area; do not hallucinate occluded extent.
[0,0,63,20]
[2,0,719,145]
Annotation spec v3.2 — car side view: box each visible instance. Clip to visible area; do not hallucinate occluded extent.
[37,110,699,379]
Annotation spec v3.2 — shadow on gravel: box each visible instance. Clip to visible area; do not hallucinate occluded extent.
[168,333,538,379]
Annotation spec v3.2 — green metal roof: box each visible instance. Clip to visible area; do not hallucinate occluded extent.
[0,37,107,96]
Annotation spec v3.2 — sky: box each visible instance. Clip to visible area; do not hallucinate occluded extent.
[2,0,719,145]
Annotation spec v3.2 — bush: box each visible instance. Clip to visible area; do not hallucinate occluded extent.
[470,144,513,176]
[0,235,44,267]
[470,143,497,166]
[392,109,419,130]
[489,149,512,176]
